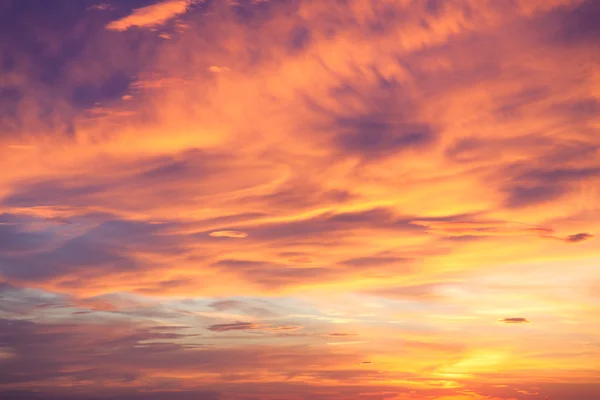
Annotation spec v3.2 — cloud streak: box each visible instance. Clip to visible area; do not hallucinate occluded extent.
[498,318,531,324]
[105,0,194,31]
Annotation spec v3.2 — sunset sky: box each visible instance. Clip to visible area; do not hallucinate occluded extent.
[1,0,600,399]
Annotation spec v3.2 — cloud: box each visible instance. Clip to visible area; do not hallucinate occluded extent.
[267,325,303,332]
[0,282,68,316]
[326,333,358,337]
[219,208,421,243]
[340,256,414,269]
[0,317,198,385]
[2,149,279,213]
[106,0,194,31]
[502,167,600,208]
[334,116,437,160]
[209,300,244,311]
[208,66,230,73]
[0,217,180,283]
[552,0,600,45]
[0,391,222,400]
[0,214,52,254]
[411,219,556,239]
[211,258,341,290]
[564,232,594,243]
[0,316,361,396]
[498,318,530,324]
[209,230,248,238]
[207,321,267,332]
[208,299,275,317]
[207,321,302,333]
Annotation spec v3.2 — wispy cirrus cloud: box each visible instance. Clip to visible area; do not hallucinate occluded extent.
[105,0,195,31]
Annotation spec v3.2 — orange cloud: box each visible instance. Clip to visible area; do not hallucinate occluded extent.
[106,0,194,31]
[209,230,248,238]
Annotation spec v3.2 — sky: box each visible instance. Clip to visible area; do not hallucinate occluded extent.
[0,0,599,399]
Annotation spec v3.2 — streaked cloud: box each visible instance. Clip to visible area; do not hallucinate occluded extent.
[564,232,594,243]
[498,318,531,324]
[207,321,269,332]
[207,320,303,333]
[209,230,248,238]
[208,66,230,73]
[105,0,194,31]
